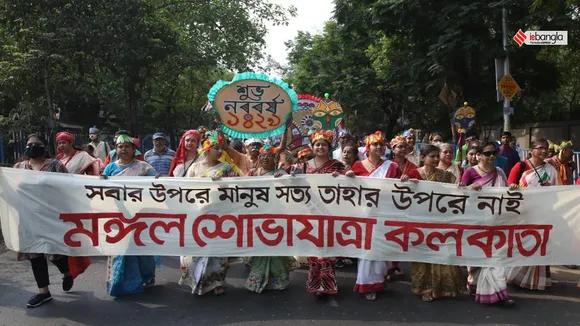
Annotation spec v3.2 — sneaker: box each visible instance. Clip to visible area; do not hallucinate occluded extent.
[27,292,52,308]
[62,275,74,292]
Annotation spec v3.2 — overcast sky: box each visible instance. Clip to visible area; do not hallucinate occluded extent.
[264,0,334,67]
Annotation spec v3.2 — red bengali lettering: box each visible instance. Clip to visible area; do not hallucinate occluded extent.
[294,215,329,248]
[335,217,376,250]
[148,214,187,247]
[60,213,107,247]
[192,214,244,247]
[466,227,511,258]
[383,221,426,252]
[515,225,552,257]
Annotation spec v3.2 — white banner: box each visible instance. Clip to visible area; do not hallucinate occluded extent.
[1,167,579,267]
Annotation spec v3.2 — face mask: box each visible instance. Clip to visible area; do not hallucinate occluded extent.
[25,145,46,159]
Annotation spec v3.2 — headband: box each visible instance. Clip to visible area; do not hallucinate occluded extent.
[310,130,334,145]
[390,135,407,148]
[365,131,385,148]
[259,143,277,155]
[202,131,224,152]
[56,132,74,143]
[116,134,133,145]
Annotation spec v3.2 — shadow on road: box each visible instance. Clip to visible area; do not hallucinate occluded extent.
[1,253,579,326]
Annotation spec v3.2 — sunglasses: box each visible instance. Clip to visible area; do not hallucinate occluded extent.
[482,150,498,157]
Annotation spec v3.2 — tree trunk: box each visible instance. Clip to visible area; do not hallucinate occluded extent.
[127,80,139,136]
[44,68,53,129]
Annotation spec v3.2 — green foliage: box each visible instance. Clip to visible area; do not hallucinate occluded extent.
[0,0,295,137]
[284,0,580,138]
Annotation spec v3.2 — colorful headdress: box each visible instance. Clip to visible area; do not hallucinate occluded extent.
[297,148,313,159]
[89,126,99,134]
[116,134,134,145]
[365,131,385,148]
[259,143,277,156]
[168,130,202,176]
[202,131,224,152]
[55,132,75,159]
[560,140,573,149]
[390,135,407,148]
[56,132,74,143]
[310,129,334,145]
[554,140,573,154]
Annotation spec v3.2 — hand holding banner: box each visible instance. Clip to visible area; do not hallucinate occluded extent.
[1,167,579,267]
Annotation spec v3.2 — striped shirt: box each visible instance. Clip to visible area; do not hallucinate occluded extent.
[144,147,175,176]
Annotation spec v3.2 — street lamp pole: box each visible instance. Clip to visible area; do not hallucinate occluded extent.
[502,7,511,132]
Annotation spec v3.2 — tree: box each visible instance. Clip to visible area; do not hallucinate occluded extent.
[284,0,580,138]
[0,0,296,138]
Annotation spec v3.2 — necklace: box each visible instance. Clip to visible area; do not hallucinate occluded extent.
[313,157,327,168]
[477,164,494,173]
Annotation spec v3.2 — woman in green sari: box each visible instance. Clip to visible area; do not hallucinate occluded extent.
[401,144,466,302]
[245,144,299,293]
[179,131,238,296]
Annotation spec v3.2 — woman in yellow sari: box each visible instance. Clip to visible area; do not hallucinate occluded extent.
[401,144,466,302]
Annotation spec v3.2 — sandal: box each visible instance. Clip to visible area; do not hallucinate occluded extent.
[365,292,377,301]
[143,279,155,288]
[421,294,434,302]
[214,287,225,296]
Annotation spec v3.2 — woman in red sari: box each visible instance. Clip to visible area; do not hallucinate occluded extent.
[387,135,417,280]
[304,129,344,298]
[345,131,399,300]
[391,135,417,181]
[168,130,202,177]
[56,132,100,175]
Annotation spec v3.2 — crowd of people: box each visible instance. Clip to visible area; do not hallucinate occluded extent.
[11,121,579,309]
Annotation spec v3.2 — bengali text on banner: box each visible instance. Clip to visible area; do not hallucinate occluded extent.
[0,167,579,267]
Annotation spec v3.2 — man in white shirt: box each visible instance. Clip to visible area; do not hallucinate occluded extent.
[88,126,110,162]
[333,131,368,161]
[332,131,353,161]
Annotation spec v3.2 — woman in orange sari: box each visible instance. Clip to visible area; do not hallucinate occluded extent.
[401,144,466,302]
[303,130,344,298]
[346,131,399,301]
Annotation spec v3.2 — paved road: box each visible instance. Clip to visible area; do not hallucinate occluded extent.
[0,247,579,326]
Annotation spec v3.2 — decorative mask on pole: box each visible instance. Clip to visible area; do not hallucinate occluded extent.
[312,93,343,131]
[454,102,476,134]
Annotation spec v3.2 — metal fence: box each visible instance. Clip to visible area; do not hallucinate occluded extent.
[1,130,84,166]
[518,148,580,183]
